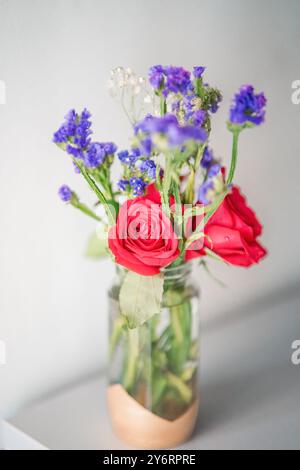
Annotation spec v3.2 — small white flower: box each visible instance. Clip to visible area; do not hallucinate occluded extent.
[133,85,141,95]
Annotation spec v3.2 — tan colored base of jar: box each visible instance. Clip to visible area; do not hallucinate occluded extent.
[107,384,199,449]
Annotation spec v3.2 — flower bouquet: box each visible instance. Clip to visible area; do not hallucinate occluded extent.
[54,65,267,448]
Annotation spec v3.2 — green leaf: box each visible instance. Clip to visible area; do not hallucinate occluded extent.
[119,271,164,329]
[86,231,108,259]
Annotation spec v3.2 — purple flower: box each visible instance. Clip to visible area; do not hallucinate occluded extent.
[130,177,146,196]
[53,108,92,149]
[198,162,223,205]
[171,100,181,112]
[167,123,207,146]
[118,150,138,165]
[139,159,156,179]
[53,109,77,143]
[66,144,83,159]
[103,142,117,155]
[198,180,214,205]
[131,147,141,157]
[135,114,177,135]
[140,138,152,156]
[208,163,221,177]
[192,109,207,126]
[84,142,106,168]
[229,85,267,125]
[148,65,191,96]
[58,185,73,202]
[201,147,213,169]
[73,161,81,174]
[135,113,207,148]
[148,65,165,89]
[164,66,191,94]
[193,66,206,78]
[118,179,130,191]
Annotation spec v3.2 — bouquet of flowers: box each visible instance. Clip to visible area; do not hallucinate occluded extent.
[53,65,267,448]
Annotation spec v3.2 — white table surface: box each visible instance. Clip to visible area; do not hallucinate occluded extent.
[9,289,300,450]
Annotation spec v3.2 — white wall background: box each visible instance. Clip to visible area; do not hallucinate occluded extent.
[0,0,299,418]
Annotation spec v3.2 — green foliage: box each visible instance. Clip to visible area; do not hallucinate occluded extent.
[86,231,108,259]
[119,271,164,329]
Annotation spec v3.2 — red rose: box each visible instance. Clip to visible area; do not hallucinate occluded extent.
[108,192,180,276]
[186,186,267,267]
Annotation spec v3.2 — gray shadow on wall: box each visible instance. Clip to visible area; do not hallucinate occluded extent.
[203,279,300,334]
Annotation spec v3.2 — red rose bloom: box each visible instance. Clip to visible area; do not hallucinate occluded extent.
[186,186,267,267]
[108,190,180,276]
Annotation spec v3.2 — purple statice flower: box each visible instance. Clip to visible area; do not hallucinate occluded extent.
[198,180,214,206]
[182,93,207,125]
[140,138,152,156]
[210,101,221,114]
[74,110,93,148]
[58,185,73,202]
[66,144,84,159]
[53,108,92,149]
[135,114,177,135]
[148,65,165,89]
[167,123,207,146]
[131,147,141,157]
[193,66,206,78]
[139,159,156,180]
[118,179,130,191]
[118,150,129,162]
[208,163,221,177]
[198,163,224,205]
[103,142,117,155]
[148,65,191,96]
[192,109,207,126]
[164,66,191,95]
[171,100,181,112]
[73,161,81,173]
[84,142,106,168]
[118,150,139,166]
[200,147,213,169]
[130,177,147,196]
[229,85,267,125]
[135,113,207,148]
[53,109,77,143]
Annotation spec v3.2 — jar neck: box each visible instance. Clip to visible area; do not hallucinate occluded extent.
[116,263,192,285]
[161,263,192,283]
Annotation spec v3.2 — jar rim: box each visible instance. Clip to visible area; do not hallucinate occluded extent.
[115,261,193,280]
[161,262,192,281]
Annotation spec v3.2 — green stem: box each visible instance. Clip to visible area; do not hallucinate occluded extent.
[195,77,204,98]
[183,145,204,204]
[172,182,184,246]
[184,169,195,204]
[123,328,139,392]
[170,307,184,344]
[72,201,102,222]
[160,95,167,116]
[109,316,125,358]
[74,159,115,226]
[161,155,172,218]
[166,372,193,404]
[227,130,240,185]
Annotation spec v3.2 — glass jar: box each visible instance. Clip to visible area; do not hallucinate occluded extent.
[107,263,200,449]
